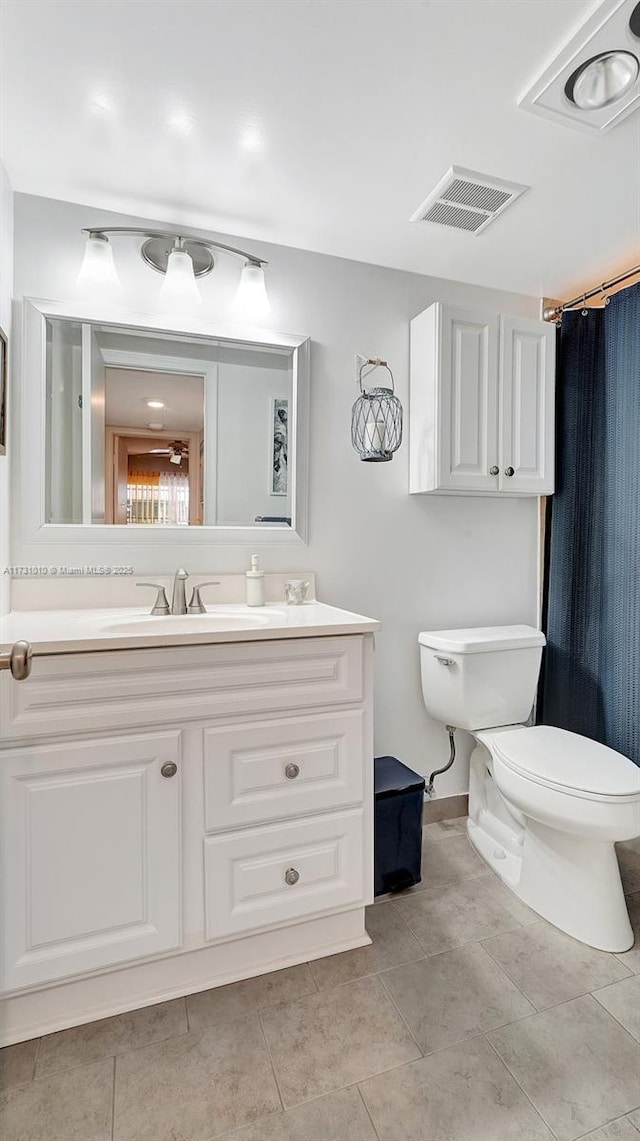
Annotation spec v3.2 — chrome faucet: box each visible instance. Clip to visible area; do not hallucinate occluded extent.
[137,570,220,615]
[170,568,189,615]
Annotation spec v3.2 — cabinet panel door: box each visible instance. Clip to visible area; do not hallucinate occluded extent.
[204,709,364,832]
[204,809,365,940]
[1,732,181,992]
[500,316,555,494]
[439,307,499,492]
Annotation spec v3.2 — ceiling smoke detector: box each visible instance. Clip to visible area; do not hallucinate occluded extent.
[410,167,529,235]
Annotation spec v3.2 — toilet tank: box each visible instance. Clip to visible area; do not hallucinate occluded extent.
[418,625,546,731]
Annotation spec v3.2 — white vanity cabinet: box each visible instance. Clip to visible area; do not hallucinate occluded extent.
[0,630,374,1046]
[409,303,555,496]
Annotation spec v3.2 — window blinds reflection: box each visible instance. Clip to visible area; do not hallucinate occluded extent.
[127,471,189,525]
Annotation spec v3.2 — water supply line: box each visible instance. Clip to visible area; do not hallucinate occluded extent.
[426,725,456,797]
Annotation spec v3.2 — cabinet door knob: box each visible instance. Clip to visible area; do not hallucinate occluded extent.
[161,762,178,779]
[505,467,515,477]
[284,762,300,780]
[489,465,499,476]
[284,867,300,886]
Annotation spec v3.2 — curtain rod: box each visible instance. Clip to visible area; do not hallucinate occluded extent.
[543,263,640,322]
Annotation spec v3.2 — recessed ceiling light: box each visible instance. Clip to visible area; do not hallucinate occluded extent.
[565,50,639,111]
[146,399,165,409]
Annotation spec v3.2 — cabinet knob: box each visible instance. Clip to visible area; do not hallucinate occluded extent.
[489,465,499,476]
[284,762,300,780]
[505,467,515,477]
[284,867,300,886]
[161,762,178,779]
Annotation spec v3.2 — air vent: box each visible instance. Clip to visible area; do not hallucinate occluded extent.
[410,166,529,235]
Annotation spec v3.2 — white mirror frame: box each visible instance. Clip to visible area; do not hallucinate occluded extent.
[14,298,310,567]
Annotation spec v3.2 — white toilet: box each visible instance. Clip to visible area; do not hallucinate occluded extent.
[418,624,640,952]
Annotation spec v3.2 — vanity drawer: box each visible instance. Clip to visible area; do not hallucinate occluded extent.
[204,709,365,831]
[204,808,365,941]
[0,636,365,740]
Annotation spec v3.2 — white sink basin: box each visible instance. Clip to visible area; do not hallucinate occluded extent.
[101,611,274,635]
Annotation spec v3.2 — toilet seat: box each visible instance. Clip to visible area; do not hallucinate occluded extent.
[477,725,640,802]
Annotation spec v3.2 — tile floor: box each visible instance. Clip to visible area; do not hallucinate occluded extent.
[1,824,639,1141]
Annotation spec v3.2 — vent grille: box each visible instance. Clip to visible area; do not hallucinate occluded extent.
[422,203,489,232]
[442,179,512,213]
[410,166,529,235]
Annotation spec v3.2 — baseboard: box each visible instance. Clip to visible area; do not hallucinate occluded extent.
[423,793,468,823]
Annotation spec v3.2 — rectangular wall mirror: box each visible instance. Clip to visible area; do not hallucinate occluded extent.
[15,300,309,564]
[45,318,295,528]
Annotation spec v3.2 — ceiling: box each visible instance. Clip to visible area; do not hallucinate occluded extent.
[1,0,639,299]
[104,368,204,431]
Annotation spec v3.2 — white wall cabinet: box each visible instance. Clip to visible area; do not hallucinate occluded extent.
[0,634,374,1045]
[410,303,555,496]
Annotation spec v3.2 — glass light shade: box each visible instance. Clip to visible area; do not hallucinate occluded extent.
[568,51,639,110]
[233,262,271,321]
[77,235,120,292]
[159,248,201,312]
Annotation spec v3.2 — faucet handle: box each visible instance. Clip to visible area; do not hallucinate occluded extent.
[137,583,170,615]
[187,582,221,614]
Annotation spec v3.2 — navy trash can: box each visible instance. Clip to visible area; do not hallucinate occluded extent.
[374,755,425,896]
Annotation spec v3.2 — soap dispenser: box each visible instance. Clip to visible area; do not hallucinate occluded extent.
[245,554,265,606]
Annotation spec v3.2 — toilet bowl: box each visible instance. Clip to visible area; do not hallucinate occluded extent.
[419,625,640,952]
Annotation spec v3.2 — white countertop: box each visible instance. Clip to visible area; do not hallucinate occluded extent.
[0,602,380,656]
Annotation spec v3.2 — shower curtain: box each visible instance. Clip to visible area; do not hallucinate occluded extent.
[539,282,640,766]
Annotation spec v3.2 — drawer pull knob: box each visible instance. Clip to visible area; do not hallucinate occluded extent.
[284,763,300,780]
[284,867,300,886]
[161,762,178,779]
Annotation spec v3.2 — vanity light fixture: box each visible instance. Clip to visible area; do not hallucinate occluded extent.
[77,227,271,322]
[76,233,120,291]
[565,49,639,110]
[351,358,403,463]
[233,261,271,320]
[159,239,202,312]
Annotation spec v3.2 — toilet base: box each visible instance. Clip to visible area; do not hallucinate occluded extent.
[468,814,634,952]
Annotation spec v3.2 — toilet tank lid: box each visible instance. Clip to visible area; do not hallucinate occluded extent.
[418,625,546,654]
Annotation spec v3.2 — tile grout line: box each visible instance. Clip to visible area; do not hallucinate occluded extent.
[257,1011,286,1115]
[590,986,640,1046]
[355,1082,384,1141]
[31,1035,42,1081]
[483,1034,561,1141]
[377,972,424,1058]
[110,1055,116,1141]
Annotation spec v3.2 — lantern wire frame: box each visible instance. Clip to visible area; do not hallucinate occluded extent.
[351,359,403,462]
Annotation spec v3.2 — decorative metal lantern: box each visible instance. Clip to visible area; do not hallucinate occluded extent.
[351,358,403,462]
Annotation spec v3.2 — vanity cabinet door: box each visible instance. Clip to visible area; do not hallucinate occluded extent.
[1,731,182,992]
[499,316,555,494]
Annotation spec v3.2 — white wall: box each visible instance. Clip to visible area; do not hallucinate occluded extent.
[12,193,541,794]
[0,164,13,615]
